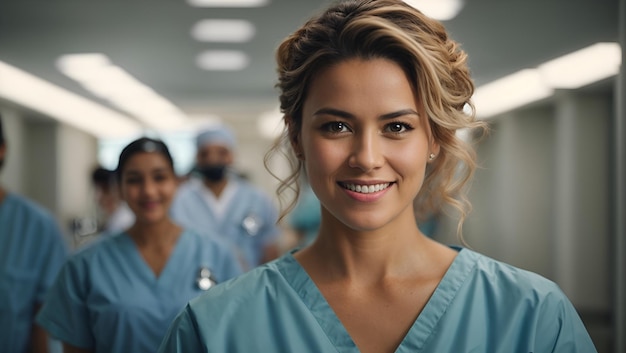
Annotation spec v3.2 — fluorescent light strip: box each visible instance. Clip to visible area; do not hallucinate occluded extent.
[538,42,621,89]
[0,61,141,138]
[187,0,268,7]
[57,53,188,131]
[474,42,622,119]
[474,69,553,119]
[191,19,256,42]
[196,50,249,71]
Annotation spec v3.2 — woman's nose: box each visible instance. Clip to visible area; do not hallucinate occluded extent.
[141,179,157,196]
[347,130,384,172]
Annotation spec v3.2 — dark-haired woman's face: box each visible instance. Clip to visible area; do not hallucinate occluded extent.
[120,152,178,225]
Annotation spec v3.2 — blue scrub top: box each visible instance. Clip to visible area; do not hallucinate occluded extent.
[287,186,321,247]
[36,230,242,353]
[0,193,68,353]
[171,176,280,270]
[158,247,597,353]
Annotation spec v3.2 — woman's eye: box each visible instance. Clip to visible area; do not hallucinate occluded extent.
[154,174,168,182]
[384,122,411,134]
[125,178,141,184]
[323,121,349,133]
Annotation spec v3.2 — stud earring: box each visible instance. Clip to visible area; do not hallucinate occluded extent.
[428,153,436,161]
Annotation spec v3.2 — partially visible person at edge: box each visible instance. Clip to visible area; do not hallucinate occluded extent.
[91,166,134,235]
[170,125,281,271]
[287,177,321,247]
[158,0,597,352]
[36,137,242,353]
[0,114,68,353]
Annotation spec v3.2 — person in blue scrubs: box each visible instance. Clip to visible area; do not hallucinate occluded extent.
[0,115,69,353]
[37,137,242,353]
[159,1,598,352]
[287,181,321,247]
[170,125,281,270]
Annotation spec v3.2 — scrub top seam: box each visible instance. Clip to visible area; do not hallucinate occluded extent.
[402,247,479,351]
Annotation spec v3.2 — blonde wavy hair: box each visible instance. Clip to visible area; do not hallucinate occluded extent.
[265,0,488,236]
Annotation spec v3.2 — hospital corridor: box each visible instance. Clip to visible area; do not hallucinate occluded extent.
[0,0,624,352]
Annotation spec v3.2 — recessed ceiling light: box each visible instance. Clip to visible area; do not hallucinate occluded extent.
[196,50,249,71]
[191,19,256,42]
[187,0,268,8]
[403,0,464,21]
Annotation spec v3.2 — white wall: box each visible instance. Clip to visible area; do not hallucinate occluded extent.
[57,124,99,231]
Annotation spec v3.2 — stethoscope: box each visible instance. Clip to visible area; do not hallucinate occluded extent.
[196,267,217,291]
[242,213,261,236]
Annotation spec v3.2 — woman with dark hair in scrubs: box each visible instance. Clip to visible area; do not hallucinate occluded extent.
[37,137,241,353]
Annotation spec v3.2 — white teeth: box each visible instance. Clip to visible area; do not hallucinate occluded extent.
[343,183,390,194]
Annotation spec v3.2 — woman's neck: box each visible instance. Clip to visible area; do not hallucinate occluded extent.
[296,211,436,284]
[127,218,181,249]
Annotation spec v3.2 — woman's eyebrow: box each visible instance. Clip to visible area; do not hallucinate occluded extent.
[312,107,354,119]
[313,108,419,120]
[379,109,419,120]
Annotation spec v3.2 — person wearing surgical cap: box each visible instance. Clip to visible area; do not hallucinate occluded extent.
[0,114,68,353]
[170,125,281,270]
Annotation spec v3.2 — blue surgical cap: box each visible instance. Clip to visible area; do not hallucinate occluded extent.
[196,125,236,150]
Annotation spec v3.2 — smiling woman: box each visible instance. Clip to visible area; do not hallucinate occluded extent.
[35,137,242,353]
[157,1,598,352]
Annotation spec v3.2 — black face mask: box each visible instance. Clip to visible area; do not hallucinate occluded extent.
[197,165,227,182]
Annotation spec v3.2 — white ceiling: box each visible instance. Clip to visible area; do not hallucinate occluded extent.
[0,0,620,131]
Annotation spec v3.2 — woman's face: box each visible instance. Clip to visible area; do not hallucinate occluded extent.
[119,152,178,225]
[297,58,438,232]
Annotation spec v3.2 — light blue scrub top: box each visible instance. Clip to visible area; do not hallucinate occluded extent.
[0,193,68,353]
[159,247,597,353]
[36,230,242,353]
[288,186,321,247]
[171,176,280,270]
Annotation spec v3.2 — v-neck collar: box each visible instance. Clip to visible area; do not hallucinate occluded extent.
[190,176,240,221]
[277,247,478,352]
[120,230,189,284]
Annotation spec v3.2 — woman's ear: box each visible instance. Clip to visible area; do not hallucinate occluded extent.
[430,141,440,158]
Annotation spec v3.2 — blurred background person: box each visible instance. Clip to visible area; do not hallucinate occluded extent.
[287,178,320,248]
[36,137,242,353]
[91,166,134,235]
[0,115,68,353]
[171,124,281,270]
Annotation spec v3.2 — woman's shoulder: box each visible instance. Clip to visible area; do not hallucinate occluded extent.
[69,232,128,264]
[189,255,290,309]
[459,247,567,304]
